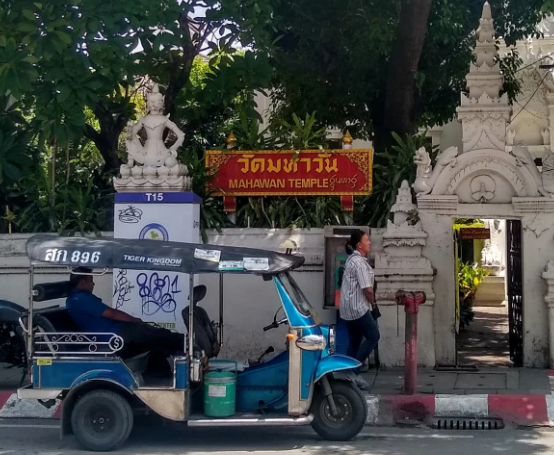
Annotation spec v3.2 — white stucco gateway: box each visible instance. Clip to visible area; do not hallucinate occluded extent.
[378,3,554,368]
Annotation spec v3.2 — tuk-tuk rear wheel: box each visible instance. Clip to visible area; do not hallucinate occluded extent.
[71,389,133,452]
[310,380,367,441]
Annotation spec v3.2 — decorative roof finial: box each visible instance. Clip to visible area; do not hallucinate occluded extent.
[482,1,492,20]
[226,132,237,149]
[342,130,353,145]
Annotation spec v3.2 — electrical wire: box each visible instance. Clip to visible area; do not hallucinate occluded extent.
[508,71,550,125]
[514,51,554,73]
[368,312,380,392]
[369,362,379,392]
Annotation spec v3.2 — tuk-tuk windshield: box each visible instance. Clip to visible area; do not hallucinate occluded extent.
[279,273,315,318]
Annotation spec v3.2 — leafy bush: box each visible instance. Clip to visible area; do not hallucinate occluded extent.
[355,132,437,227]
[457,258,490,330]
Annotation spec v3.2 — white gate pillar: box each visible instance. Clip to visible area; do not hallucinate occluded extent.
[542,261,554,368]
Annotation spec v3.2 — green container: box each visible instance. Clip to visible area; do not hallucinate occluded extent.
[203,371,236,417]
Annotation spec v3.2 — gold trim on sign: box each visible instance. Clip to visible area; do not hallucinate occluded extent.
[205,148,374,197]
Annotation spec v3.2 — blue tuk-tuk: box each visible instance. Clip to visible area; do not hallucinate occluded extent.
[17,234,367,451]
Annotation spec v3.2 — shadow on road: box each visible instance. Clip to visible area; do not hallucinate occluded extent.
[0,417,552,454]
[60,423,553,455]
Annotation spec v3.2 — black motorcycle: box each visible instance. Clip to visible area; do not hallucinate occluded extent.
[0,299,27,383]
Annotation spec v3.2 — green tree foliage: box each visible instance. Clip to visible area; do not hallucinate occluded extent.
[0,0,276,234]
[0,0,275,172]
[268,0,551,152]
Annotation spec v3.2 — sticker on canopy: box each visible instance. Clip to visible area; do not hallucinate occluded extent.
[194,248,221,263]
[243,257,269,271]
[139,223,169,241]
[218,260,244,271]
[122,254,183,267]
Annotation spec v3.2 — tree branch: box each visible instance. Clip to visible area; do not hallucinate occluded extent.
[83,123,101,144]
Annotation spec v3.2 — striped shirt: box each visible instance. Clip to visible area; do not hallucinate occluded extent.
[339,250,374,321]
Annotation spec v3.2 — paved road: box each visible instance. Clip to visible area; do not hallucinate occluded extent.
[0,419,553,455]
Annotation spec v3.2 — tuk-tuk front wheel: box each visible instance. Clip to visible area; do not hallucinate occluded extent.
[71,389,134,452]
[310,379,367,441]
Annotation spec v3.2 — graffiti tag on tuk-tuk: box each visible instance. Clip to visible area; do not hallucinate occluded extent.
[136,272,180,316]
[44,248,101,264]
[113,269,134,310]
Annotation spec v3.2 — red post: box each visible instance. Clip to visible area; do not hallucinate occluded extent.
[396,290,426,395]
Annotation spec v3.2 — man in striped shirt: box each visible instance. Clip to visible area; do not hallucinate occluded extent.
[340,230,380,389]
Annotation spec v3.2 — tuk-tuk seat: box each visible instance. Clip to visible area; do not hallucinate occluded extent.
[27,281,151,373]
[33,280,72,303]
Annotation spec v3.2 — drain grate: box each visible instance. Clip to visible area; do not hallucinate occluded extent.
[432,416,504,430]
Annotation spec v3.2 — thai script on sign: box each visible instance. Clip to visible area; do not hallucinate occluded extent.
[237,154,339,175]
[205,148,373,197]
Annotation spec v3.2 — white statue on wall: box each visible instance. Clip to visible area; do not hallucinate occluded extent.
[480,219,505,276]
[124,84,184,168]
[114,84,191,192]
[510,143,554,198]
[412,146,458,196]
[542,149,554,195]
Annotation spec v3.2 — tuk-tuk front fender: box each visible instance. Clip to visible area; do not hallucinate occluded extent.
[314,354,361,383]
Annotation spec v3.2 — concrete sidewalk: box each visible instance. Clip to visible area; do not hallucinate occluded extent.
[364,367,554,395]
[363,367,554,427]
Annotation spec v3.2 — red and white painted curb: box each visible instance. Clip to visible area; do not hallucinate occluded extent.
[0,392,61,419]
[0,390,554,426]
[366,394,554,427]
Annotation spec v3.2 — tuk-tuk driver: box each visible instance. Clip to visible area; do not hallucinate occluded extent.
[65,267,186,355]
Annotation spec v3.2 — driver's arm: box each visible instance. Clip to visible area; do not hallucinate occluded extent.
[86,294,142,323]
[102,307,142,323]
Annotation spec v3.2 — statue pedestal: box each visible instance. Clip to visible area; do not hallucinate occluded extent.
[112,191,201,333]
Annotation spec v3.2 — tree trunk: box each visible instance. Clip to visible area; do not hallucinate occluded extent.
[84,104,129,175]
[382,0,434,150]
[164,55,195,119]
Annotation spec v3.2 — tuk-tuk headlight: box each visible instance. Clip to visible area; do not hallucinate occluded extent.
[296,334,327,351]
[329,325,336,354]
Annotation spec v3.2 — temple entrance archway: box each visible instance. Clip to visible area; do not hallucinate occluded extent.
[454,218,523,368]
[409,3,554,368]
[375,2,554,368]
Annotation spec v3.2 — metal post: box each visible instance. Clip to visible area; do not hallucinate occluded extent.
[404,310,418,394]
[396,290,426,395]
[219,273,224,346]
[27,265,35,363]
[188,273,195,358]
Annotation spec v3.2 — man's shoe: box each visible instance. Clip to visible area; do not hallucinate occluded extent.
[354,374,370,391]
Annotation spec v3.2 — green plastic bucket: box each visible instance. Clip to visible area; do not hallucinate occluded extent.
[203,371,236,417]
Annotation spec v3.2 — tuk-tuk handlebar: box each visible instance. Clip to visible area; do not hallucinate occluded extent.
[263,317,288,332]
[263,321,278,332]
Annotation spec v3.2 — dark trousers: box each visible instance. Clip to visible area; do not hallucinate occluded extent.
[118,322,185,355]
[345,311,380,370]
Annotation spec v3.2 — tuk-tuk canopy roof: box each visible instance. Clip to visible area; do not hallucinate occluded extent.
[26,235,305,275]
